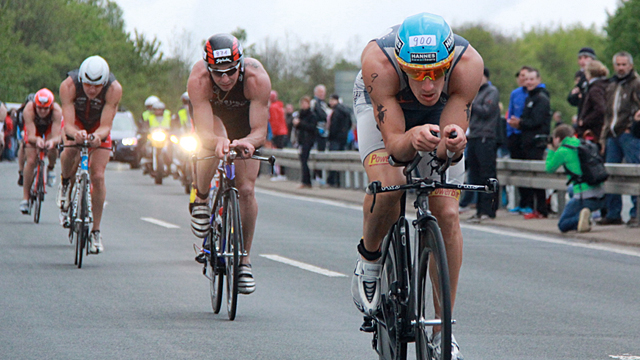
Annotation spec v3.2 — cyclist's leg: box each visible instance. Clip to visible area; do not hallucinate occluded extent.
[362,151,405,252]
[194,147,217,201]
[59,136,79,180]
[234,158,260,265]
[22,145,38,201]
[355,87,405,253]
[18,140,26,175]
[88,147,110,232]
[428,195,463,311]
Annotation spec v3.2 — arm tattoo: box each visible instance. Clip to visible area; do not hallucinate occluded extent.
[464,102,472,122]
[376,104,387,125]
[366,73,379,94]
[246,59,259,69]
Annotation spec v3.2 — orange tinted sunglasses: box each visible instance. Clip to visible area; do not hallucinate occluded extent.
[403,62,451,81]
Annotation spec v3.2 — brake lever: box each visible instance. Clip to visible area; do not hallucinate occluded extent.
[366,181,381,213]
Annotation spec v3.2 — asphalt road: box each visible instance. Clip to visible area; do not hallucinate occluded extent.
[1,160,640,360]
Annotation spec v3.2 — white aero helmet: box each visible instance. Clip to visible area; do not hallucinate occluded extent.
[145,95,160,107]
[78,55,110,85]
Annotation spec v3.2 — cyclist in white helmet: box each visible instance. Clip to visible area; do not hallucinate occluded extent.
[57,55,122,254]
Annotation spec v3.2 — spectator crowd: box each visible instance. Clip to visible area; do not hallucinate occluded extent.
[462,46,640,232]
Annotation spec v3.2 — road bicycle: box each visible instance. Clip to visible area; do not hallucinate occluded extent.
[29,137,48,224]
[363,137,498,360]
[194,148,274,320]
[63,141,95,269]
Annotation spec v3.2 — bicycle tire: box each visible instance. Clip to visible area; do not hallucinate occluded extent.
[208,196,224,314]
[33,162,45,224]
[155,150,163,185]
[377,218,409,360]
[77,176,89,269]
[224,191,241,321]
[415,218,452,360]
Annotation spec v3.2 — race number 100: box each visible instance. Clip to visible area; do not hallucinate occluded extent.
[409,35,436,47]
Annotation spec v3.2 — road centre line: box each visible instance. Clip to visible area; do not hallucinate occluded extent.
[140,217,180,229]
[260,254,347,278]
[255,188,640,258]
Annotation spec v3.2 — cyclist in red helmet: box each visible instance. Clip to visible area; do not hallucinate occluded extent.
[19,88,63,214]
[57,55,122,254]
[187,33,271,295]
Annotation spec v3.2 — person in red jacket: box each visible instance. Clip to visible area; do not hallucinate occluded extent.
[268,90,288,179]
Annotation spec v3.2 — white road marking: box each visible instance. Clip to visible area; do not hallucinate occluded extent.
[260,254,347,278]
[609,355,640,359]
[462,224,640,258]
[140,217,180,229]
[256,188,640,258]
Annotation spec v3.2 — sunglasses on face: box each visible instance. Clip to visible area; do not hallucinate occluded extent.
[208,62,241,78]
[403,62,451,82]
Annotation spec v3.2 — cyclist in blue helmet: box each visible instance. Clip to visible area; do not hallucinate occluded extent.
[351,12,484,359]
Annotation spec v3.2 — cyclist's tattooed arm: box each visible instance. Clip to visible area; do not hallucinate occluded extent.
[361,41,424,161]
[376,104,386,125]
[435,44,484,160]
[464,102,472,122]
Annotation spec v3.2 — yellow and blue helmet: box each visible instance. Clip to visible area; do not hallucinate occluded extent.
[394,13,455,81]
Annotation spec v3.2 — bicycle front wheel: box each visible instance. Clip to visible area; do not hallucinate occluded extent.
[208,201,224,314]
[76,176,89,269]
[224,192,241,321]
[377,218,409,360]
[415,219,452,360]
[33,164,44,224]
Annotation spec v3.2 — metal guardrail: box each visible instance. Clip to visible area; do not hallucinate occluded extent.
[261,148,640,197]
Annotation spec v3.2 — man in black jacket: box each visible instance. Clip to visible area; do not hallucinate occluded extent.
[567,47,596,117]
[508,68,551,218]
[466,67,500,222]
[327,94,352,187]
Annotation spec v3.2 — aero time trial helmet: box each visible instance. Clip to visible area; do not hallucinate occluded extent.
[34,88,54,108]
[78,55,110,86]
[395,13,455,82]
[203,33,244,68]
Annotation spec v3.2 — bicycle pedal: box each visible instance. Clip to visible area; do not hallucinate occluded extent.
[360,316,375,333]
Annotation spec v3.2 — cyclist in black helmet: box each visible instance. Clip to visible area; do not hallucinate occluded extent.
[187,33,271,295]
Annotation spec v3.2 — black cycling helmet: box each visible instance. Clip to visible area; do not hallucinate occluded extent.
[203,33,244,66]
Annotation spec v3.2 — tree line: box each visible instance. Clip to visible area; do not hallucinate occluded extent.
[1,0,639,123]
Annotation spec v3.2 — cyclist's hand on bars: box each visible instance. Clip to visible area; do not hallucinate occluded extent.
[230,139,255,158]
[411,124,440,152]
[442,124,467,154]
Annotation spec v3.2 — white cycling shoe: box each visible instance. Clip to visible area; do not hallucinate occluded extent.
[90,231,104,254]
[351,255,383,316]
[431,332,464,360]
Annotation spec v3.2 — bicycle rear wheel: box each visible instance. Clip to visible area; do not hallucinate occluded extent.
[33,164,44,224]
[415,218,452,360]
[76,176,89,269]
[224,192,241,320]
[376,218,409,360]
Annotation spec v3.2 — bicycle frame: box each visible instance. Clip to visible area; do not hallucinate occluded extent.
[30,139,48,223]
[70,146,93,227]
[194,148,275,319]
[366,150,498,360]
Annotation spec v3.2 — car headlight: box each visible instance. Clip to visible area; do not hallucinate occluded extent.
[151,130,166,142]
[121,137,137,146]
[179,135,198,152]
[170,134,179,144]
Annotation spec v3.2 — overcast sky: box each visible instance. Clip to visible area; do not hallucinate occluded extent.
[115,0,619,64]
